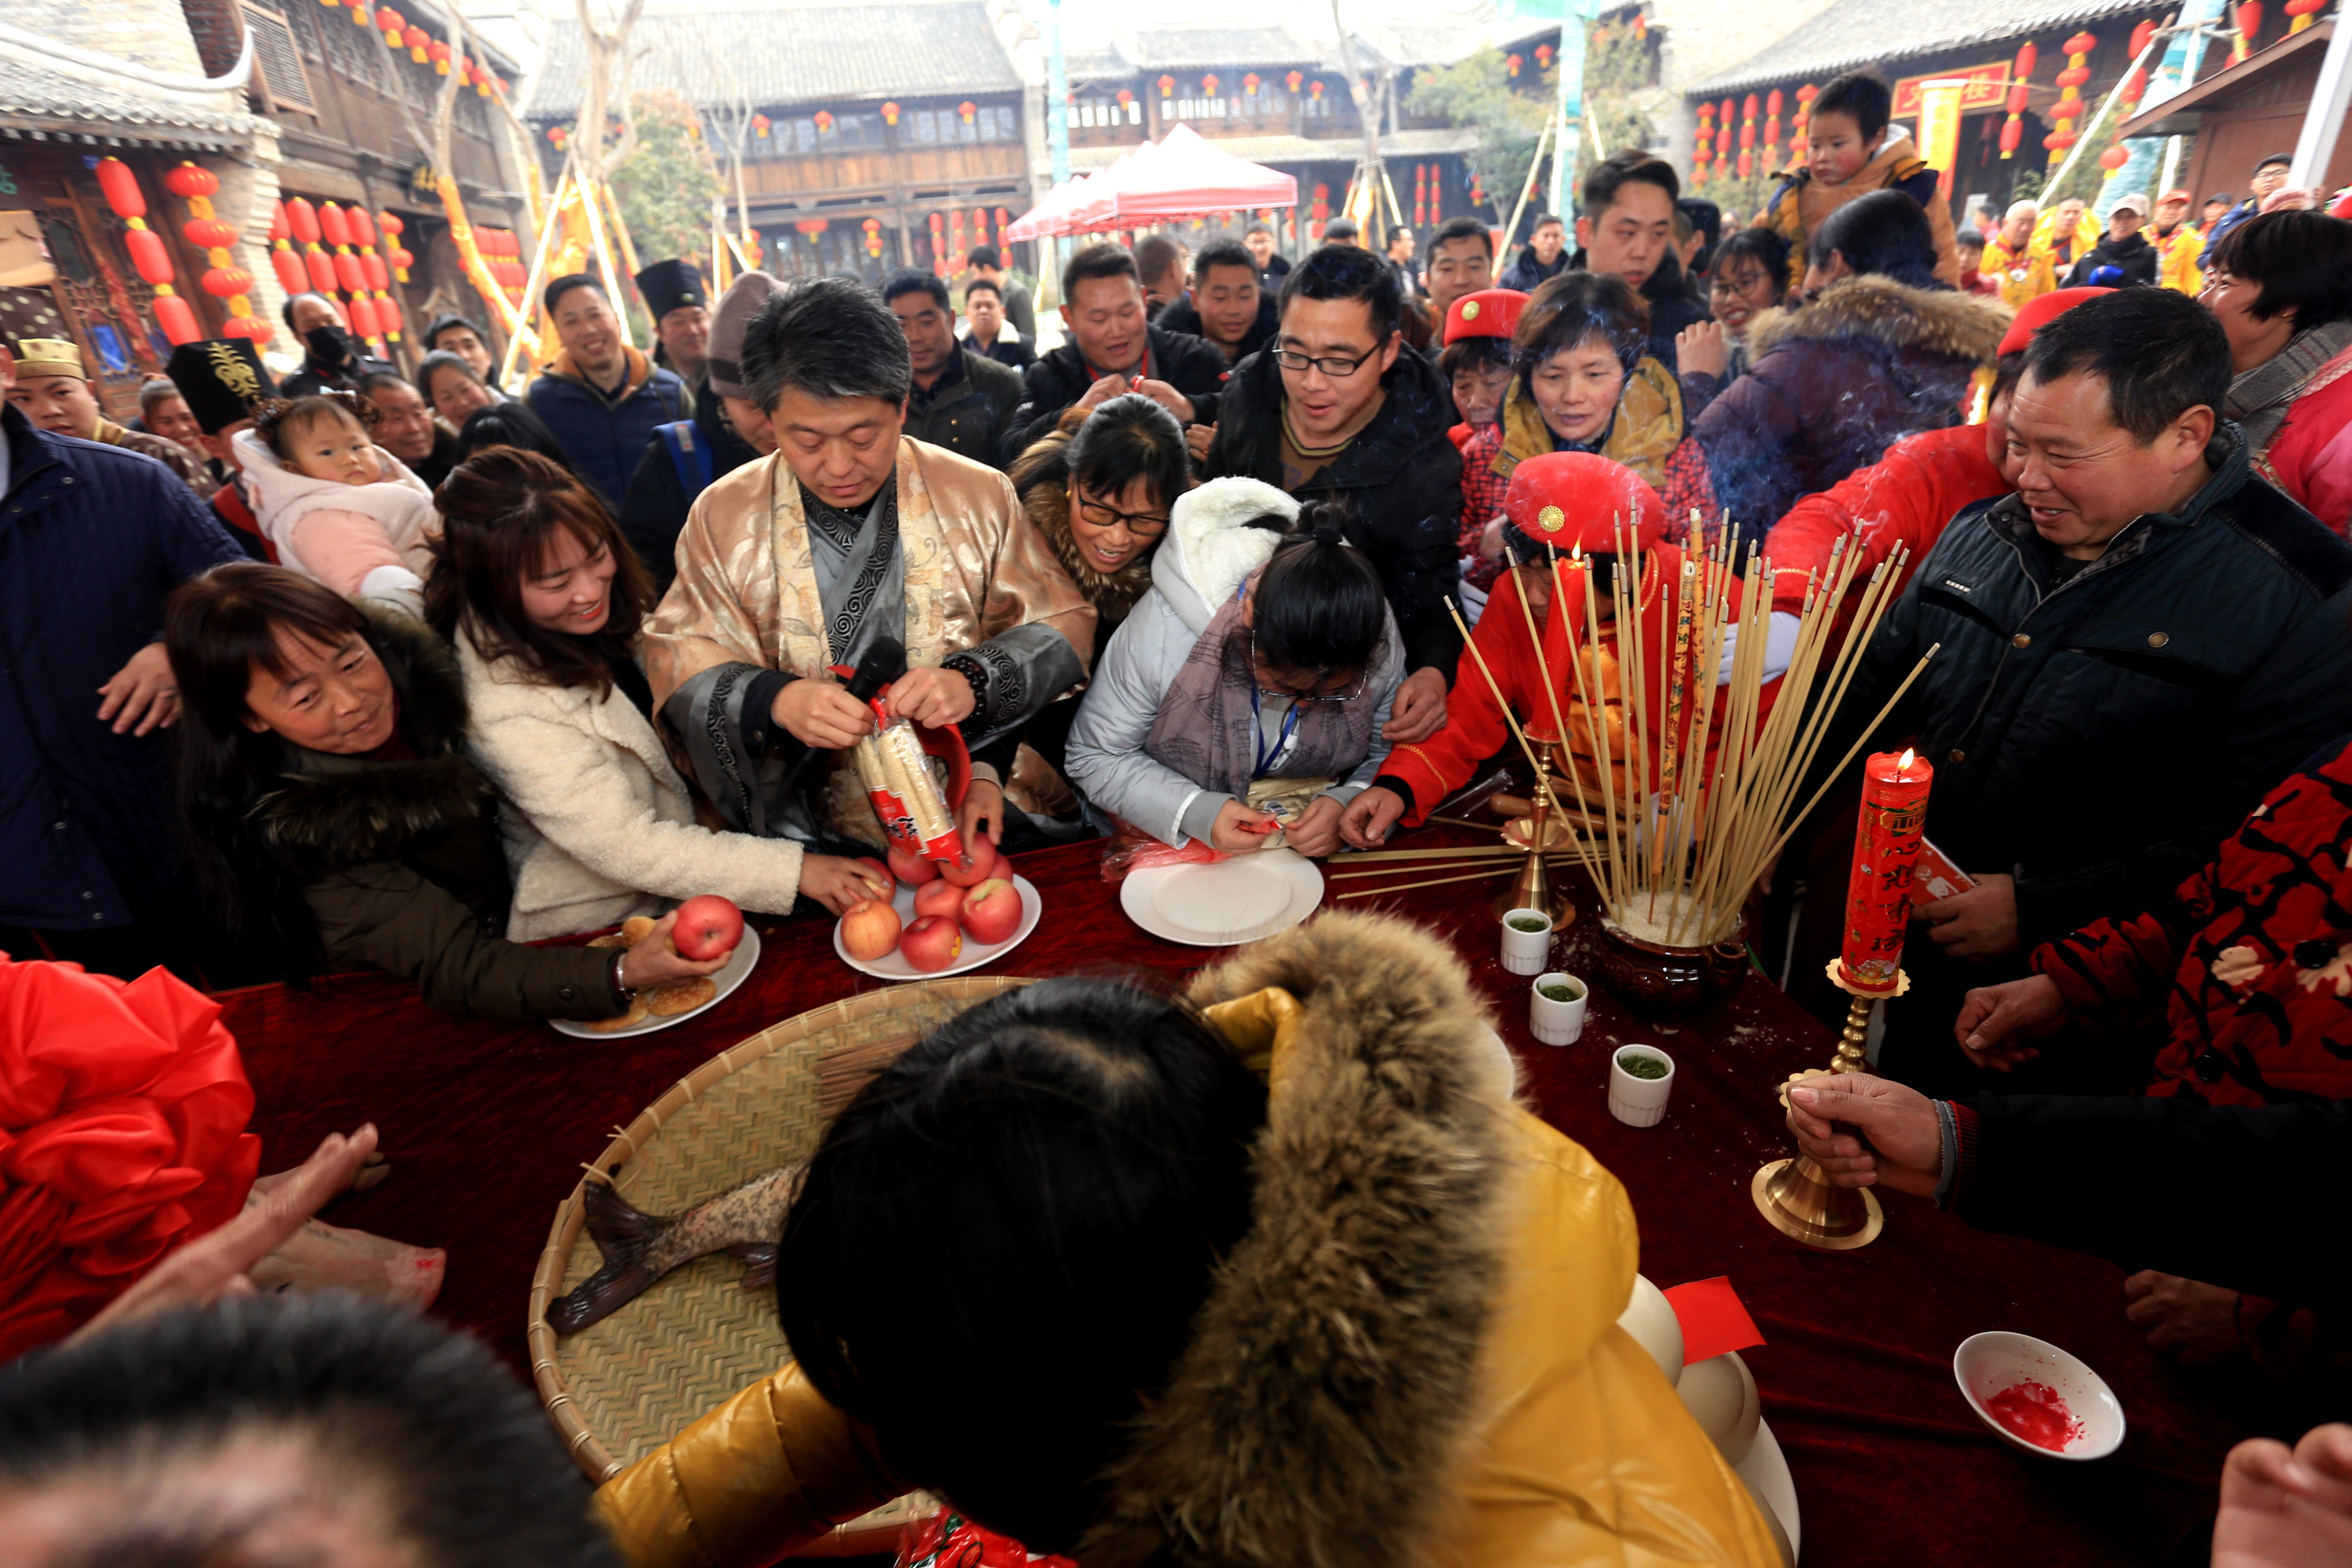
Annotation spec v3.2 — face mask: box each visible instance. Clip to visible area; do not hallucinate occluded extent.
[305,325,353,368]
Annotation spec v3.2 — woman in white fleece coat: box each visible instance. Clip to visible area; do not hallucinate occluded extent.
[233,395,437,621]
[424,447,893,938]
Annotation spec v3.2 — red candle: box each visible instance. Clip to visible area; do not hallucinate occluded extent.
[1840,748,1932,994]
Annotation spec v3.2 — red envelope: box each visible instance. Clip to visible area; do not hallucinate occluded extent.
[1663,1275,1765,1364]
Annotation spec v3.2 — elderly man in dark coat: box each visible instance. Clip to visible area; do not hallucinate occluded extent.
[0,345,245,981]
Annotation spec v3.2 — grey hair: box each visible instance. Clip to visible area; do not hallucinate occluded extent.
[739,275,911,413]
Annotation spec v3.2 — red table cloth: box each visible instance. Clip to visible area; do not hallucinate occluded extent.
[215,834,2239,1565]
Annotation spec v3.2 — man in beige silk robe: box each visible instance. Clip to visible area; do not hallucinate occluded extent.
[645,277,1094,855]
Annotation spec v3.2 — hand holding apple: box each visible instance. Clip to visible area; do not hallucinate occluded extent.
[938,841,1003,889]
[671,895,745,961]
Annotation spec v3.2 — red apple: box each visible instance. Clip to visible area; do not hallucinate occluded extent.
[838,898,901,962]
[888,845,938,886]
[937,841,1003,888]
[913,878,964,922]
[672,894,744,961]
[898,914,963,972]
[960,877,1022,945]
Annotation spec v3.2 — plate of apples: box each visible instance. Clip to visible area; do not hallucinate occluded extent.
[833,842,1042,980]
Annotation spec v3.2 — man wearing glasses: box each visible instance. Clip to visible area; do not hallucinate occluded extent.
[1201,245,1464,744]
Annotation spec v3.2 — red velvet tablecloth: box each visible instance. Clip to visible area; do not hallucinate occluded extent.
[215,834,2239,1565]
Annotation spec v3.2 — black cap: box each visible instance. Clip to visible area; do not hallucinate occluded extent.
[164,337,278,434]
[634,259,707,322]
[2257,152,2294,172]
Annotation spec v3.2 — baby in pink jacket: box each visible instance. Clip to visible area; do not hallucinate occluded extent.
[233,393,436,619]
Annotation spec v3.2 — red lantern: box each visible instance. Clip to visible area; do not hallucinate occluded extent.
[2056,64,2092,87]
[404,25,426,59]
[285,198,321,244]
[153,295,202,346]
[305,250,338,294]
[125,227,175,285]
[548,126,569,148]
[2016,42,2039,79]
[2064,29,2099,52]
[1243,73,1260,94]
[2234,1,2263,58]
[958,101,976,123]
[95,158,147,219]
[815,110,835,133]
[1309,80,1325,99]
[374,295,402,336]
[347,208,376,247]
[1158,74,1175,97]
[2130,18,2158,55]
[1506,52,1523,77]
[164,162,219,199]
[376,6,401,36]
[2098,146,2130,170]
[361,253,389,291]
[1200,75,1219,96]
[881,101,900,126]
[1765,88,1783,161]
[428,39,450,72]
[752,113,770,136]
[1286,70,1303,93]
[273,249,309,295]
[332,252,364,294]
[347,294,379,338]
[1115,88,1133,105]
[317,202,350,248]
[184,217,239,249]
[202,266,253,297]
[1535,43,1555,70]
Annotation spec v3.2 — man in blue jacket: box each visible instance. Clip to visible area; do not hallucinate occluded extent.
[1808,288,2352,1098]
[0,344,245,981]
[525,274,689,509]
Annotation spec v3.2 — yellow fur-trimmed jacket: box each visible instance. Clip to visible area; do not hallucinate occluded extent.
[593,911,1786,1568]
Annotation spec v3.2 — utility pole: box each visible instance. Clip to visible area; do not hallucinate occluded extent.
[1046,0,1069,299]
[1547,0,1602,224]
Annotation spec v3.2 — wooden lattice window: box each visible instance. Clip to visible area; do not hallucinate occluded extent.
[241,2,317,113]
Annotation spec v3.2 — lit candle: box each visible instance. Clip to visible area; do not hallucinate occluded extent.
[1840,748,1932,994]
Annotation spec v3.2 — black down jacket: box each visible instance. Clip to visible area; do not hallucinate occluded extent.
[1202,343,1465,680]
[1004,325,1228,458]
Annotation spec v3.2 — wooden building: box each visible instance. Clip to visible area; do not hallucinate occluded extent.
[2122,18,2352,199]
[1060,24,1480,249]
[527,2,1030,282]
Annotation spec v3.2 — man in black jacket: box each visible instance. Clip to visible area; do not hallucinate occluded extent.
[1202,244,1461,744]
[1154,237,1277,364]
[885,269,1024,471]
[1570,150,1712,371]
[1808,288,2352,1097]
[2063,190,2161,288]
[1006,243,1227,456]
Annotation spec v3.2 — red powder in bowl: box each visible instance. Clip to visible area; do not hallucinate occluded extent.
[1986,1379,2084,1451]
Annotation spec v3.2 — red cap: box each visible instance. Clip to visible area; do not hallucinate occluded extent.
[1997,285,2114,359]
[1444,288,1529,345]
[1502,451,1667,551]
[2159,187,2193,205]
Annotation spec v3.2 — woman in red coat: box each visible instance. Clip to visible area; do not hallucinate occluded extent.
[2203,210,2352,532]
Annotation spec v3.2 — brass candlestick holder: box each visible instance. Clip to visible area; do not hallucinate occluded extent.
[1491,742,1575,930]
[1750,960,1906,1250]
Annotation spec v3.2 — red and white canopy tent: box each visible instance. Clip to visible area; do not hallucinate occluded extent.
[1004,124,1297,241]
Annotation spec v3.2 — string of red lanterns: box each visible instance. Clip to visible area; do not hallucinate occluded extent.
[96,157,202,347]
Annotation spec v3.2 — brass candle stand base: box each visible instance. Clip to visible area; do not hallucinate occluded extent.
[1751,962,1908,1251]
[1491,751,1575,931]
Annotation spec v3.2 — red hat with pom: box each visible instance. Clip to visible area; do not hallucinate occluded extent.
[1502,450,1667,554]
[1997,285,2114,359]
[1444,288,1530,346]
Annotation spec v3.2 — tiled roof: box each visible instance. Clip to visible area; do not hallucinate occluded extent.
[1690,0,2165,95]
[0,56,259,150]
[1063,42,1133,84]
[1125,27,1325,70]
[528,2,1021,116]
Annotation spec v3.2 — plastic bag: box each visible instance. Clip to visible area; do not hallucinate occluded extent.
[895,1508,1077,1568]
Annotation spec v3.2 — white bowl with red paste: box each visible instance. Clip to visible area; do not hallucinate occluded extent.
[1953,1332,2126,1461]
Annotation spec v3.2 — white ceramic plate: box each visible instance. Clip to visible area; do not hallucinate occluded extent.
[1953,1330,2127,1461]
[1734,1417,1801,1560]
[832,874,1042,981]
[551,927,763,1040]
[1119,848,1325,946]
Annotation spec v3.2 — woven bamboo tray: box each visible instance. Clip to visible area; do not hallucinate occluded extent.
[528,977,1031,1553]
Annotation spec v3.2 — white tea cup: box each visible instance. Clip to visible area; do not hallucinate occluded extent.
[1501,907,1553,975]
[1608,1045,1675,1127]
[1530,971,1587,1046]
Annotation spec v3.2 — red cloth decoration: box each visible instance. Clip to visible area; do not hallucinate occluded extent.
[0,955,260,1360]
[1662,1276,1767,1363]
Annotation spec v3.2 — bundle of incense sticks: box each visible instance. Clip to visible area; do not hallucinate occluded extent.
[1447,524,1938,949]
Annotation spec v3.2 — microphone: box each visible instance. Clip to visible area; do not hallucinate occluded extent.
[775,636,906,796]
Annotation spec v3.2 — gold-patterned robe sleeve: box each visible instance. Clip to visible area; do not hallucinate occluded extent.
[643,455,793,710]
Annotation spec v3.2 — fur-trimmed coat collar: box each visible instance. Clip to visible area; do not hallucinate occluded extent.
[1015,440,1158,644]
[1081,911,1517,1568]
[1746,273,2009,366]
[251,606,495,868]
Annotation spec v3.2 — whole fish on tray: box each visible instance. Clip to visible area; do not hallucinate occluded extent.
[546,1165,804,1335]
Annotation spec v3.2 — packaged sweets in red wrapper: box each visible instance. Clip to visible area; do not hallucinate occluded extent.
[895,1508,1078,1568]
[853,692,968,864]
[1908,835,1976,905]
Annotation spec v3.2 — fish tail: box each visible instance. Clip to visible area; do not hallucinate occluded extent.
[545,1179,673,1337]
[730,1242,777,1293]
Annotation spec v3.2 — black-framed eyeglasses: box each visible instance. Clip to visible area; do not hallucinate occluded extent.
[1075,495,1170,535]
[1247,633,1368,703]
[1271,342,1385,378]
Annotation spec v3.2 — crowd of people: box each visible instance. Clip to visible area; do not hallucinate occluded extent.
[8,59,2352,1568]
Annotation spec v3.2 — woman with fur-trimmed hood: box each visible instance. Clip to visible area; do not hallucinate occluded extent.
[1007,394,1194,788]
[1690,190,2009,539]
[162,564,727,1020]
[594,909,1788,1568]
